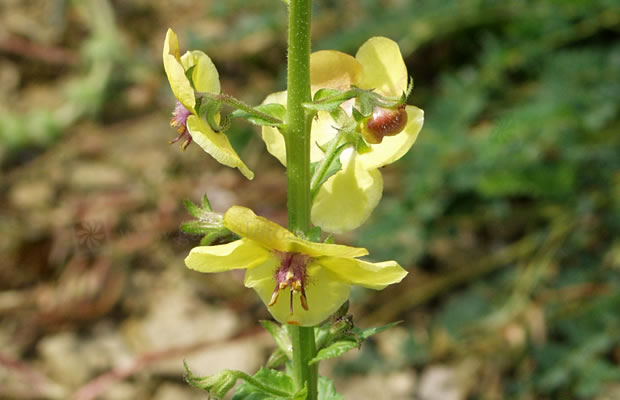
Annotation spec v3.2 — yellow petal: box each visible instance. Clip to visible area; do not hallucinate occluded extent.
[358,105,424,169]
[318,257,407,290]
[311,152,383,233]
[261,91,288,166]
[180,50,221,94]
[245,262,351,326]
[310,111,342,162]
[310,50,363,91]
[185,239,271,272]
[163,29,196,110]
[186,115,255,180]
[355,37,408,97]
[223,206,368,258]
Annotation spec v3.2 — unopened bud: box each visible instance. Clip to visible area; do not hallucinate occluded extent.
[361,104,408,144]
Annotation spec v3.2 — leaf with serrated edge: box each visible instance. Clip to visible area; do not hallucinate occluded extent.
[309,322,401,364]
[232,368,296,400]
[309,339,358,365]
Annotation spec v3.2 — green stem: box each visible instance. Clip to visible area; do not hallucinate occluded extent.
[286,0,312,235]
[199,92,284,125]
[289,324,318,399]
[286,0,318,399]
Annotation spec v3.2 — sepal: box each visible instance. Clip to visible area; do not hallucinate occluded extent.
[180,195,233,245]
[198,97,230,132]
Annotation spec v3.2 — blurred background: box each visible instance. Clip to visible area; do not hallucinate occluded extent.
[1,0,619,399]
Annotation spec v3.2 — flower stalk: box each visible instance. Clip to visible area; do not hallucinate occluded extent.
[286,0,318,398]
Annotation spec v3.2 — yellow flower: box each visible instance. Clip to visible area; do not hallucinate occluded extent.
[262,37,424,232]
[163,28,254,180]
[185,206,407,326]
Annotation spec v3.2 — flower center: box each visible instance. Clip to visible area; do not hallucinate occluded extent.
[269,251,311,314]
[169,101,193,150]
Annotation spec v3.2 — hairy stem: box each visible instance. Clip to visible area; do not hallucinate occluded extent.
[285,0,318,399]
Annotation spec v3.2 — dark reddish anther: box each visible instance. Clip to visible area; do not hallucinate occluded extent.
[363,104,408,144]
[269,251,311,314]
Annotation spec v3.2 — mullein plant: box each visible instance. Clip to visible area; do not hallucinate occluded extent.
[163,1,423,398]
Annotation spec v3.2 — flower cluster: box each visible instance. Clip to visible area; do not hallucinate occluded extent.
[162,31,423,326]
[262,37,424,233]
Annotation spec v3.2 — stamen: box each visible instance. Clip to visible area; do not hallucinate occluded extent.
[168,127,186,144]
[300,291,309,311]
[181,135,193,151]
[169,101,193,150]
[268,287,280,307]
[269,252,312,314]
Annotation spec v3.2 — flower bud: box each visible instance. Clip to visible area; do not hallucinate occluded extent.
[361,104,408,144]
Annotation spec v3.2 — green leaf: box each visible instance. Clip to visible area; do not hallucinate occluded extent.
[317,377,344,400]
[186,365,300,400]
[266,348,289,369]
[313,88,342,102]
[309,322,401,364]
[232,368,301,400]
[185,362,237,399]
[354,321,402,340]
[231,103,286,126]
[260,320,292,359]
[310,156,342,195]
[304,89,356,112]
[309,338,358,365]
